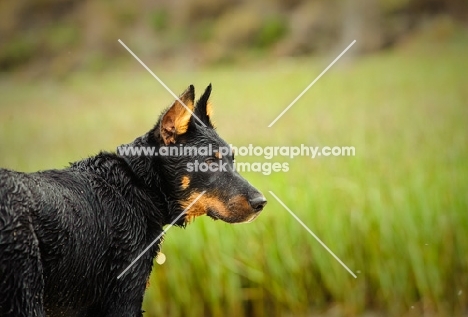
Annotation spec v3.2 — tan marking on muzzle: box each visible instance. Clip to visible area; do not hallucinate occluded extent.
[181,193,256,223]
[181,192,229,223]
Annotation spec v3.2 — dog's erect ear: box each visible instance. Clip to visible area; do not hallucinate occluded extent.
[160,85,195,145]
[194,84,214,127]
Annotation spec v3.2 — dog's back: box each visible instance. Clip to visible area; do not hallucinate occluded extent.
[0,160,161,316]
[0,168,46,316]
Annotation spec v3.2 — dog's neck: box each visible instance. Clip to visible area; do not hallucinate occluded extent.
[70,151,173,229]
[115,141,189,227]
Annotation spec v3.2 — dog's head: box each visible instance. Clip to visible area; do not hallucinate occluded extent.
[128,85,266,225]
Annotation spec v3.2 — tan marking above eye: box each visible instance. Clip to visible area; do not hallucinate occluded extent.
[214,151,221,159]
[181,176,190,190]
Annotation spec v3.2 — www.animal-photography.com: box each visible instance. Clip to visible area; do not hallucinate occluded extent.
[0,1,467,316]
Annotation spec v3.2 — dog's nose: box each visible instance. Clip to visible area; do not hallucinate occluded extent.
[249,196,267,212]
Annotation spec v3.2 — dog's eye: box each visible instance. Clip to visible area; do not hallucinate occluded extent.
[205,157,217,164]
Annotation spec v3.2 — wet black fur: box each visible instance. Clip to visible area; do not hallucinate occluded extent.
[0,85,265,317]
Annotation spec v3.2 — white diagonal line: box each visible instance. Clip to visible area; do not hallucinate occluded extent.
[118,39,206,127]
[269,191,357,278]
[117,191,206,279]
[268,40,356,127]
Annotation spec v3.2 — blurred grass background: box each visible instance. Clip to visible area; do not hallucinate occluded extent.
[1,0,468,316]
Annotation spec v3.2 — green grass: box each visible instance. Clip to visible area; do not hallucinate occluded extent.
[0,40,467,316]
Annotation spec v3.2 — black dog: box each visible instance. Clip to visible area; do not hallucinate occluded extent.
[0,85,267,317]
